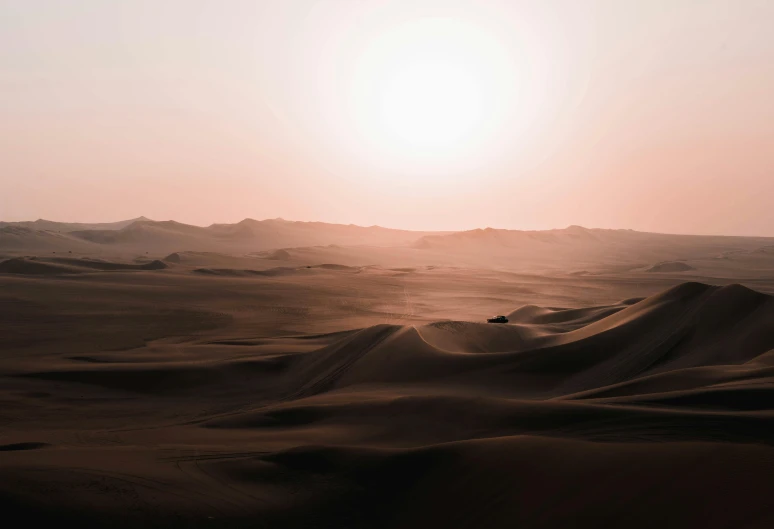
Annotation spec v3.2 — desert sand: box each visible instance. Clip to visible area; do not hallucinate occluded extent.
[3,218,774,528]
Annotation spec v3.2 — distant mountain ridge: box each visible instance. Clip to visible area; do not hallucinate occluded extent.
[0,217,152,233]
[0,217,446,255]
[3,218,774,274]
[411,225,774,250]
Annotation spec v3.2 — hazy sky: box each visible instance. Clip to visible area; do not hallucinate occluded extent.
[2,0,773,235]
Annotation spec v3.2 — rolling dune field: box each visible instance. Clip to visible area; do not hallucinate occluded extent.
[3,222,774,527]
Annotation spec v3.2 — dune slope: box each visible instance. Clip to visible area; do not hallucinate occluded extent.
[2,282,774,528]
[0,256,167,275]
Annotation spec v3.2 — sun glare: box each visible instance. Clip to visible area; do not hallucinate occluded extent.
[379,57,484,150]
[349,17,520,162]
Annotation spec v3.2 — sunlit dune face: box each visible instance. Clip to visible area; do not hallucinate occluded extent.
[349,18,520,163]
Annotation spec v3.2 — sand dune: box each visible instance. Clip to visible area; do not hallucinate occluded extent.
[3,218,774,527]
[0,256,167,275]
[193,266,301,277]
[645,260,696,272]
[162,251,276,268]
[0,226,101,255]
[3,274,774,527]
[266,248,291,260]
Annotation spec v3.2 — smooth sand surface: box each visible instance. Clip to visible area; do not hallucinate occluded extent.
[3,222,774,528]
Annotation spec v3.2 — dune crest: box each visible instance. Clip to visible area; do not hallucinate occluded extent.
[646,261,696,272]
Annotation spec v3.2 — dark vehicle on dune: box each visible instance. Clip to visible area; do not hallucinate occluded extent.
[487,315,509,323]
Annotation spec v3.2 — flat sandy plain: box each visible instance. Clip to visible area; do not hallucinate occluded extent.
[3,219,774,528]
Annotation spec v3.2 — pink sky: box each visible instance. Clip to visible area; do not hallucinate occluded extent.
[2,0,773,235]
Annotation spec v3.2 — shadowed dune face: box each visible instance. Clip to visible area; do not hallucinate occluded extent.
[3,274,774,527]
[0,256,167,275]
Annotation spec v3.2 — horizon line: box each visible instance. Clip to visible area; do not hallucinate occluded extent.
[3,216,774,240]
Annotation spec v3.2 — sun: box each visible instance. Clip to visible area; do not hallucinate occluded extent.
[349,17,519,162]
[378,54,484,150]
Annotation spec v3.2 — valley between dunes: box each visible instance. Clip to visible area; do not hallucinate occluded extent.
[3,219,774,528]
